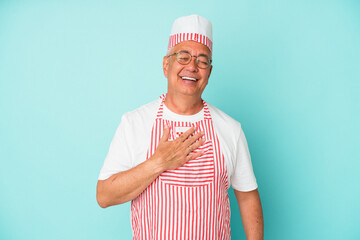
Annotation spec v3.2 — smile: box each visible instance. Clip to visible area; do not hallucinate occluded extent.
[181,76,198,81]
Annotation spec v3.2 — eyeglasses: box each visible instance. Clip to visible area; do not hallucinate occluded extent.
[167,51,212,69]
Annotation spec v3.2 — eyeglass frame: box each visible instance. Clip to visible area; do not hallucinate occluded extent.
[166,51,213,69]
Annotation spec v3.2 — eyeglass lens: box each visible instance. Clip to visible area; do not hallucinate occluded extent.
[176,52,211,69]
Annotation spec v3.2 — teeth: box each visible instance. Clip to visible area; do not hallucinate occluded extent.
[182,77,197,81]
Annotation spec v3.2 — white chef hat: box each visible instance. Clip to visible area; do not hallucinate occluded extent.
[167,15,213,53]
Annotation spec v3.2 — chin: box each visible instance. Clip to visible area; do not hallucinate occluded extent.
[180,89,203,97]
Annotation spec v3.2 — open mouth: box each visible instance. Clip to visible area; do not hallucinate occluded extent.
[181,76,198,81]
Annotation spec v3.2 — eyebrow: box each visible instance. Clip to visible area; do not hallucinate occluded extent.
[179,50,210,59]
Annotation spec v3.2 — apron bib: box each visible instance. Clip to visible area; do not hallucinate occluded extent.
[131,95,230,240]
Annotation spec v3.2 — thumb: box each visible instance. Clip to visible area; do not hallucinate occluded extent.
[160,125,170,142]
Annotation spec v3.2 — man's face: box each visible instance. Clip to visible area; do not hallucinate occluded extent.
[163,41,213,98]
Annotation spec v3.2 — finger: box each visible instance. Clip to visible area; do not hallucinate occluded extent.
[184,131,204,147]
[186,138,205,155]
[178,127,196,142]
[186,150,204,162]
[192,138,205,149]
[160,125,170,142]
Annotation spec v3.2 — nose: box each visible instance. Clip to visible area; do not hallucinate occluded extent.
[186,56,199,72]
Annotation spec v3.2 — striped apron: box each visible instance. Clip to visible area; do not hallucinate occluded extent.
[131,95,230,239]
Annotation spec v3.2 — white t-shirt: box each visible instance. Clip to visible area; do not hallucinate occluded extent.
[99,98,257,191]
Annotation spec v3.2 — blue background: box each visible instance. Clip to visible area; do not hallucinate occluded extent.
[1,0,359,239]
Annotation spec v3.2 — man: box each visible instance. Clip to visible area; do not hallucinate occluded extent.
[97,15,263,239]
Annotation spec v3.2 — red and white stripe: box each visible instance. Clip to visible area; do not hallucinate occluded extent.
[131,94,229,239]
[167,33,213,52]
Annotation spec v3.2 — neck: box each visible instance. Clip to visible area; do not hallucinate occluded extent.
[164,92,203,115]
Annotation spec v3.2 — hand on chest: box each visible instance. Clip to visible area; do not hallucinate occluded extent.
[160,121,216,187]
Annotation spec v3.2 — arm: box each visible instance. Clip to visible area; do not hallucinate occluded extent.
[96,127,204,208]
[96,157,163,208]
[234,189,264,240]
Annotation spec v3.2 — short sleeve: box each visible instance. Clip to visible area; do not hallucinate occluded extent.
[98,114,133,180]
[230,128,258,191]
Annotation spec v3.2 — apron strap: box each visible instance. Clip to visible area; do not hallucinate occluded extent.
[155,94,167,118]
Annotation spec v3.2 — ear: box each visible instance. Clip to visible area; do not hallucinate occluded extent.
[163,56,169,78]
